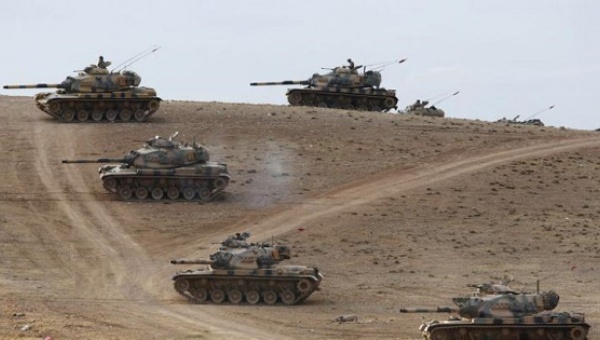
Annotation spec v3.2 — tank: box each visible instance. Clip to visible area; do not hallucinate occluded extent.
[400,285,590,340]
[404,103,445,117]
[497,115,545,126]
[3,56,161,122]
[170,233,323,305]
[250,58,402,112]
[497,105,554,127]
[62,132,230,201]
[403,92,460,117]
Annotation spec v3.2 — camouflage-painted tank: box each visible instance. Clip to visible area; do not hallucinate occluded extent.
[62,132,229,201]
[404,99,445,117]
[496,115,545,126]
[171,233,323,305]
[400,285,590,340]
[496,105,554,127]
[3,56,160,122]
[250,58,402,112]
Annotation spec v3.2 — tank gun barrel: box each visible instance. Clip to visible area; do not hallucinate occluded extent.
[61,158,127,164]
[250,80,310,86]
[3,83,64,90]
[400,307,457,313]
[170,259,215,265]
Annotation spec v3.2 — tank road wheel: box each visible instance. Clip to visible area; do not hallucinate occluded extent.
[280,291,296,305]
[571,326,586,340]
[297,279,313,294]
[106,109,118,122]
[262,290,277,305]
[303,93,317,106]
[102,178,117,191]
[370,105,382,112]
[62,109,75,122]
[192,288,208,303]
[166,187,180,200]
[316,97,328,108]
[151,188,164,200]
[227,289,243,304]
[174,278,190,292]
[198,188,212,202]
[182,187,196,200]
[329,100,341,109]
[210,289,226,303]
[48,102,61,115]
[213,177,228,190]
[287,92,303,106]
[76,110,89,122]
[383,97,396,110]
[356,104,368,111]
[135,187,149,200]
[119,109,133,122]
[147,100,160,112]
[118,187,133,200]
[245,290,260,304]
[134,109,147,122]
[91,110,104,122]
[341,102,355,110]
[429,329,450,340]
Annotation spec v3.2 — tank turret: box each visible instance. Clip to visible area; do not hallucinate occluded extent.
[172,238,291,271]
[171,234,323,305]
[3,55,160,122]
[61,133,229,201]
[400,284,590,339]
[250,58,404,112]
[401,291,559,319]
[402,91,459,118]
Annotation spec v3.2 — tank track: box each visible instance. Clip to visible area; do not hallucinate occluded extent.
[172,275,319,305]
[101,175,229,202]
[426,323,590,340]
[36,95,160,123]
[286,88,397,112]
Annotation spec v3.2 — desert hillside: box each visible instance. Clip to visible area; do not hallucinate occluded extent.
[1,95,598,339]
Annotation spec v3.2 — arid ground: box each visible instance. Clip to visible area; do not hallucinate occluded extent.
[1,96,598,339]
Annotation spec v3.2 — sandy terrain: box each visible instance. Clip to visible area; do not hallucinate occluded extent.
[0,95,598,339]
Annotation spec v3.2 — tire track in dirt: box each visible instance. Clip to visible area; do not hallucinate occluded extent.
[227,137,600,244]
[31,123,282,339]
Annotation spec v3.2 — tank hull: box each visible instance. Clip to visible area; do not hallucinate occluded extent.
[420,313,590,340]
[172,266,323,305]
[98,162,230,201]
[33,87,161,123]
[406,107,445,117]
[286,87,397,112]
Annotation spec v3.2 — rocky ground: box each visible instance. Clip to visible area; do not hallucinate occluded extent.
[0,95,598,339]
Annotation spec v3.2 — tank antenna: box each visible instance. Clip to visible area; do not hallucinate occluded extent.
[524,105,554,120]
[370,58,407,72]
[112,45,162,73]
[425,91,450,101]
[431,91,460,106]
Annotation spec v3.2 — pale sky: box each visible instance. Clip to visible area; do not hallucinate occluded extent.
[1,0,598,129]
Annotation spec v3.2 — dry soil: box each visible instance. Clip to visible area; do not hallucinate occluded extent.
[1,96,599,339]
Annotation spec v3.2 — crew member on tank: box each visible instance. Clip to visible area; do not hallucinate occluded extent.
[347,58,355,70]
[97,56,112,69]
